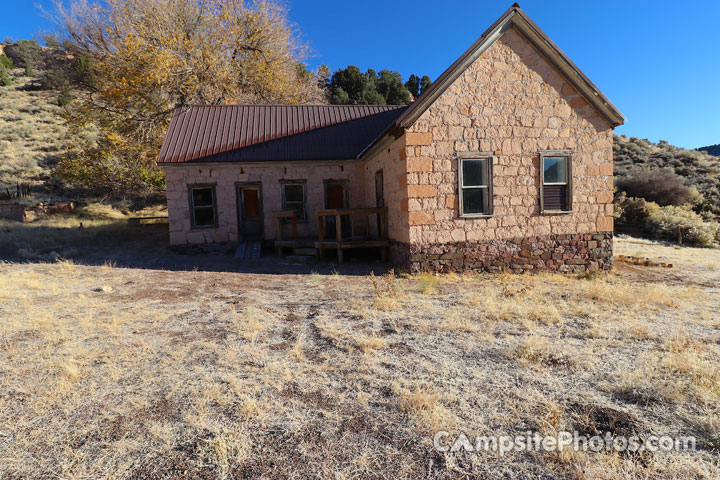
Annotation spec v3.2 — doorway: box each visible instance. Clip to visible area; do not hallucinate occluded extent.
[375,170,384,236]
[324,180,349,239]
[236,183,263,241]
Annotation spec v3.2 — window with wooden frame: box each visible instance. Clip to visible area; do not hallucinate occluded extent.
[540,151,572,213]
[281,181,307,222]
[458,154,493,216]
[189,185,217,228]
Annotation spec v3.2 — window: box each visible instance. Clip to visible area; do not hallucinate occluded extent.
[540,152,572,213]
[281,182,307,221]
[459,155,493,216]
[189,185,217,228]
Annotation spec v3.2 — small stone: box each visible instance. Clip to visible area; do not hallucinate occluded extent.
[94,286,113,293]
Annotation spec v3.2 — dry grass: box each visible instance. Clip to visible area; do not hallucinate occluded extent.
[0,68,68,188]
[0,237,718,478]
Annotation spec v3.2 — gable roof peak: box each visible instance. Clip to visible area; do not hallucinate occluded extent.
[391,4,624,131]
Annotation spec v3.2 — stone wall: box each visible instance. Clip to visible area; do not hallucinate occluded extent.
[164,163,365,245]
[402,27,614,248]
[393,232,613,273]
[361,134,410,242]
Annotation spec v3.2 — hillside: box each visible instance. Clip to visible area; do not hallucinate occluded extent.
[614,135,720,216]
[0,66,68,198]
[698,143,720,157]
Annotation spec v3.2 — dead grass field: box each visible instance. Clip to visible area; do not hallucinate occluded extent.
[0,236,718,479]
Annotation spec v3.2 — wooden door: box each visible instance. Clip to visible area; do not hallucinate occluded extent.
[324,181,348,239]
[237,184,263,241]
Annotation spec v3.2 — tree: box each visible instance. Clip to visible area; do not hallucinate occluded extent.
[329,66,422,105]
[376,69,410,105]
[405,74,420,99]
[420,75,432,94]
[51,0,324,195]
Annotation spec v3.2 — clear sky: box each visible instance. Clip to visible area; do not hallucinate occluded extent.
[2,0,719,149]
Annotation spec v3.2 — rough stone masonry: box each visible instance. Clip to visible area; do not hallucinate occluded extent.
[391,28,614,272]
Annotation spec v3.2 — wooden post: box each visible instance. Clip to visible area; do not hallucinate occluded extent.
[380,210,388,239]
[336,213,343,263]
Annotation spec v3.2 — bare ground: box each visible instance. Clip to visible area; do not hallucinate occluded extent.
[0,233,718,479]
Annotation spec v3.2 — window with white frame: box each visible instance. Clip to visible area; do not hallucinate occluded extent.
[540,152,572,212]
[459,155,492,216]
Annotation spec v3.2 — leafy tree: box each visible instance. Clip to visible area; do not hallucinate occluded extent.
[51,0,324,195]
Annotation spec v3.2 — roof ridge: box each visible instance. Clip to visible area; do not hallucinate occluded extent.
[177,104,408,108]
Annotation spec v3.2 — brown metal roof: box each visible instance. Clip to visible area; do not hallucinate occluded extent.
[157,104,407,164]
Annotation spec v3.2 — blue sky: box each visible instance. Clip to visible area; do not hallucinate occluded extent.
[2,0,719,149]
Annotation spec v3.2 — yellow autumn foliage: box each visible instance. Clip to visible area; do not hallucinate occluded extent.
[52,0,324,194]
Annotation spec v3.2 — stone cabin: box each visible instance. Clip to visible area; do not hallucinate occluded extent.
[157,5,624,272]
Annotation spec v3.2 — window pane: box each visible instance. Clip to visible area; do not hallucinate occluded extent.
[544,157,567,184]
[462,188,489,214]
[462,159,488,187]
[192,188,214,207]
[194,206,215,226]
[284,184,304,202]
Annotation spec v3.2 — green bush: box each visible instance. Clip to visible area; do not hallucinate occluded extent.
[5,39,43,68]
[57,90,72,106]
[645,205,719,247]
[24,66,35,77]
[614,192,659,225]
[0,54,13,69]
[0,64,11,86]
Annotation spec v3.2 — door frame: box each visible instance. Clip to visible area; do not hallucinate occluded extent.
[235,182,264,241]
[323,179,350,209]
[375,169,384,236]
[323,179,350,239]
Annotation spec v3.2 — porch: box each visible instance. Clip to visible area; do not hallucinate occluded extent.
[273,207,389,263]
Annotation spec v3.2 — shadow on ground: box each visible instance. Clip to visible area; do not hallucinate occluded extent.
[0,222,389,275]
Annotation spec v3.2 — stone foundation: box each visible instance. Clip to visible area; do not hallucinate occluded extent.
[393,232,613,273]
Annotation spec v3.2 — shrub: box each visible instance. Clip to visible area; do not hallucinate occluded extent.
[614,192,659,225]
[0,54,13,69]
[57,90,72,106]
[5,39,43,69]
[645,205,719,247]
[0,64,11,86]
[24,66,35,77]
[616,168,694,206]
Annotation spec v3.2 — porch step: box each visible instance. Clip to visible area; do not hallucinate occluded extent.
[293,247,317,256]
[235,241,262,260]
[285,255,315,264]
